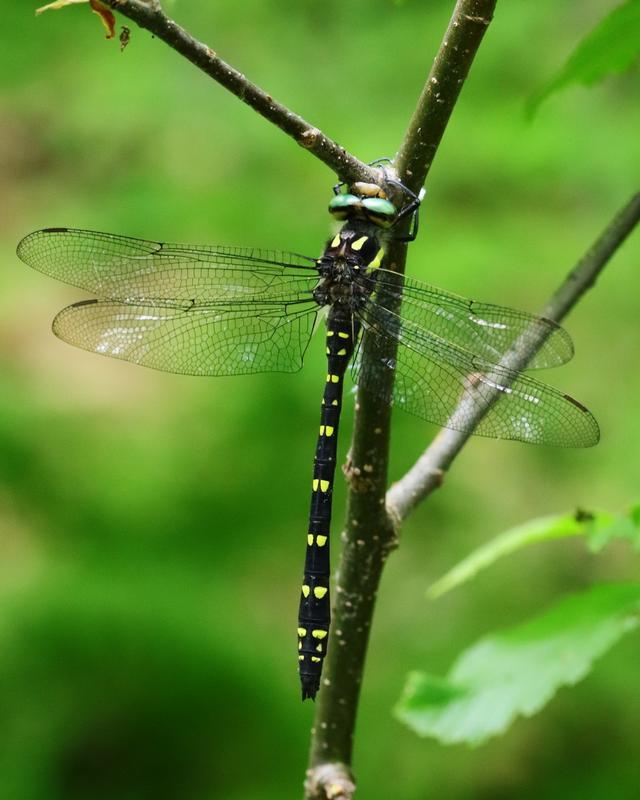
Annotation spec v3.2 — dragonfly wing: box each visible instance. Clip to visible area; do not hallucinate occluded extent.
[354,301,599,447]
[53,299,319,376]
[17,228,319,304]
[368,269,574,369]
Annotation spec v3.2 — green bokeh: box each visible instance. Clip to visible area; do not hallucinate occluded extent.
[0,1,639,798]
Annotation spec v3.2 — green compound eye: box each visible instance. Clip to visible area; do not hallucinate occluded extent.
[361,197,396,227]
[328,193,361,220]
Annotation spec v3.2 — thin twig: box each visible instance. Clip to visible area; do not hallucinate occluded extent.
[387,192,640,522]
[102,0,376,184]
[306,2,497,798]
[396,0,495,194]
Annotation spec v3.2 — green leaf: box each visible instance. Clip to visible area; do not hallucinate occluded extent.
[586,506,640,552]
[429,507,640,599]
[396,583,640,745]
[529,0,640,115]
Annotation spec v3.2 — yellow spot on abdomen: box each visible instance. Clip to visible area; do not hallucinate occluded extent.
[312,630,328,639]
[324,426,334,437]
[338,332,349,339]
[311,656,321,663]
[312,478,319,491]
[337,348,347,356]
[320,480,330,492]
[307,534,314,545]
[316,535,328,547]
[314,587,328,599]
[302,585,310,597]
[299,655,305,661]
[298,627,307,637]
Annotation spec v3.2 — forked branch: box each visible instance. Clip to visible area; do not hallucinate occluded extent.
[387,191,640,522]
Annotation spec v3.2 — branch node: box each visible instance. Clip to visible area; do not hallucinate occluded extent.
[341,455,377,492]
[299,127,321,149]
[305,763,356,800]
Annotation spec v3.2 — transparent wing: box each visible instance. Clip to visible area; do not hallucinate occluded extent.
[53,299,319,376]
[365,269,574,369]
[17,228,319,304]
[353,301,599,447]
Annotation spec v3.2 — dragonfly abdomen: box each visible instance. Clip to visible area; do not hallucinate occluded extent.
[298,306,359,700]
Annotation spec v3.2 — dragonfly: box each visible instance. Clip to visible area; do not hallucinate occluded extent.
[17,180,599,700]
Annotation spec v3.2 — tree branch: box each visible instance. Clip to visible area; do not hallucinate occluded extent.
[306,2,497,798]
[387,191,640,522]
[396,0,495,194]
[102,0,376,184]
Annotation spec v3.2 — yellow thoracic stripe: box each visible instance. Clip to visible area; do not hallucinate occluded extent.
[351,235,368,251]
[331,234,341,248]
[370,247,384,269]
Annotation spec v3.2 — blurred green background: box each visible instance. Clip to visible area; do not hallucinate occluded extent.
[1,1,639,798]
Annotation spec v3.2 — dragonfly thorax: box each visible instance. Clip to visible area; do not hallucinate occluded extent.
[313,222,384,308]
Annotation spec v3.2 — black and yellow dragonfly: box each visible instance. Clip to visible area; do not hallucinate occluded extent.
[17,186,598,700]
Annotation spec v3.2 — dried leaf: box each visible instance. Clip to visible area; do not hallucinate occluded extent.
[90,0,116,38]
[36,0,88,11]
[36,0,116,39]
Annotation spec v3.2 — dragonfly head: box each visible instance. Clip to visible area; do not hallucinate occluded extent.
[328,183,397,228]
[329,171,424,243]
